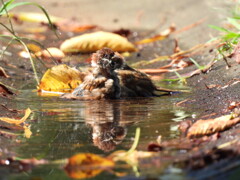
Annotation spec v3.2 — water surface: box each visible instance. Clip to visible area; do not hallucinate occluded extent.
[7,87,191,179]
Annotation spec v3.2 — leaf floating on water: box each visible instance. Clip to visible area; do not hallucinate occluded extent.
[60,31,137,53]
[187,113,240,138]
[38,64,85,93]
[0,108,32,126]
[65,153,114,179]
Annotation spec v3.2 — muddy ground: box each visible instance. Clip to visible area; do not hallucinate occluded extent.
[1,0,240,179]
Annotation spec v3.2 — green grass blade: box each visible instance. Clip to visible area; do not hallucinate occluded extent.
[0,0,15,15]
[208,25,234,33]
[228,17,240,30]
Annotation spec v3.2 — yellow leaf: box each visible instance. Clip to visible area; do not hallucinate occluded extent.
[26,43,41,53]
[65,153,114,179]
[38,64,85,93]
[35,47,65,60]
[0,108,32,125]
[60,31,137,53]
[7,12,62,24]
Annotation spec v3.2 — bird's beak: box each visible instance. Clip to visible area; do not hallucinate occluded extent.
[101,58,111,68]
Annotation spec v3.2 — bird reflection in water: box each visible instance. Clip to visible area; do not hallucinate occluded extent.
[82,99,147,152]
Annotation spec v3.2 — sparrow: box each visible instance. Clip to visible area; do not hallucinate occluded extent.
[61,48,122,100]
[93,48,173,97]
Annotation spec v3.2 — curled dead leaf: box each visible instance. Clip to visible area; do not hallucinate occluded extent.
[65,153,114,179]
[38,64,85,93]
[60,31,137,53]
[187,114,240,138]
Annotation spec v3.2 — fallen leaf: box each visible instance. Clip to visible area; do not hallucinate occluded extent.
[35,47,65,60]
[187,114,240,138]
[228,102,240,110]
[0,83,15,96]
[0,66,9,78]
[60,31,137,53]
[0,108,32,126]
[56,20,97,32]
[65,153,114,179]
[38,64,85,93]
[7,12,62,24]
[26,43,42,53]
[135,25,176,45]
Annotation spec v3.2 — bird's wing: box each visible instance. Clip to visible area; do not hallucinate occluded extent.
[72,75,107,97]
[117,70,156,90]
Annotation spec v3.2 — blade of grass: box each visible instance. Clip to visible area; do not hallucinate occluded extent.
[208,25,234,33]
[228,17,240,30]
[189,58,205,70]
[0,0,15,15]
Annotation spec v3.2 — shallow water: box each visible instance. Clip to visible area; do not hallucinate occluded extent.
[5,86,192,179]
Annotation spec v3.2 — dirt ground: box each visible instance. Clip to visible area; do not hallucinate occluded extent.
[1,0,240,179]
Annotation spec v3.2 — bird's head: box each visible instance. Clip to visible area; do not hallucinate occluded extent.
[91,48,125,71]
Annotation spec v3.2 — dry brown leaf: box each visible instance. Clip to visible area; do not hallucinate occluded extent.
[0,66,9,78]
[60,31,137,53]
[38,64,85,93]
[0,108,32,126]
[187,114,240,138]
[135,25,176,45]
[65,153,114,179]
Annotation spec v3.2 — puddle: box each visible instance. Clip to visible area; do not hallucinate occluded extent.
[5,86,191,179]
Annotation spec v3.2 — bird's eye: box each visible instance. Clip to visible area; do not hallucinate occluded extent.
[110,61,116,68]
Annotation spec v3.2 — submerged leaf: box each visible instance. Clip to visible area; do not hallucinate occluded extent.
[65,153,114,179]
[38,64,85,93]
[60,31,137,53]
[0,108,32,125]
